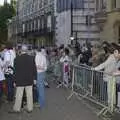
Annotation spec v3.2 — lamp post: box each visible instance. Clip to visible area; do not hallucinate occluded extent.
[70,36,74,46]
[70,0,74,46]
[87,0,90,44]
[70,0,73,37]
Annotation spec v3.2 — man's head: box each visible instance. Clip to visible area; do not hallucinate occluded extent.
[21,45,28,53]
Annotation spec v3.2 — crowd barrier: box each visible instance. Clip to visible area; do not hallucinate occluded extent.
[67,64,116,117]
[47,59,117,117]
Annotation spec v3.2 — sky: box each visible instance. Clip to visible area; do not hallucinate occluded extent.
[0,0,10,5]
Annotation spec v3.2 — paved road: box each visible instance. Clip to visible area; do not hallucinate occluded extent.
[0,83,101,120]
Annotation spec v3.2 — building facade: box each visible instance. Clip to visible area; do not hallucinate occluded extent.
[9,0,101,47]
[95,0,120,43]
[9,0,55,47]
[55,0,100,46]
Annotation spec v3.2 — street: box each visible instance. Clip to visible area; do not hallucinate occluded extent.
[0,83,101,120]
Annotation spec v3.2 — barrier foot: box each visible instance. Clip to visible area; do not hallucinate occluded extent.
[56,82,69,89]
[77,92,89,101]
[97,107,108,116]
[56,83,62,88]
[67,91,77,100]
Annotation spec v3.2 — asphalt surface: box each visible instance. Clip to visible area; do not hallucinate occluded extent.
[0,83,102,120]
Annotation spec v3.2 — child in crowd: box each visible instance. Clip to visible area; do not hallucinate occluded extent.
[60,48,72,87]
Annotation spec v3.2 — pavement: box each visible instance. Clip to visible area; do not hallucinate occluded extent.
[0,83,102,120]
[112,113,120,120]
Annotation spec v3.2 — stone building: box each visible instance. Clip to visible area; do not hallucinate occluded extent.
[9,0,101,47]
[9,0,55,47]
[95,0,120,43]
[55,0,100,46]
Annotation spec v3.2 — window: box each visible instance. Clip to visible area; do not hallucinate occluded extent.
[101,0,106,10]
[112,0,116,9]
[38,19,40,30]
[86,15,91,26]
[96,0,99,11]
[72,0,84,9]
[118,26,120,43]
[57,0,84,13]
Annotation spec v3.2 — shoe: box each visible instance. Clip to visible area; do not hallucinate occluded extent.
[45,85,50,88]
[8,110,21,114]
[26,110,32,113]
[34,103,40,108]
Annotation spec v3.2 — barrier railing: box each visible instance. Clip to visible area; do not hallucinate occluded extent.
[47,59,116,117]
[68,64,116,117]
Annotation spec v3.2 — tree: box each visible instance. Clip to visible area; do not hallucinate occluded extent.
[0,1,16,44]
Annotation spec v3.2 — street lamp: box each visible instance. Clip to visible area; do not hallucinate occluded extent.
[70,36,74,46]
[70,0,73,37]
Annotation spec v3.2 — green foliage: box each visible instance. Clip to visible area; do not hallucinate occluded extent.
[0,2,16,44]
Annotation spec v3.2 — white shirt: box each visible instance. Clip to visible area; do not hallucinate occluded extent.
[95,54,118,81]
[35,52,47,73]
[4,49,16,67]
[0,58,5,81]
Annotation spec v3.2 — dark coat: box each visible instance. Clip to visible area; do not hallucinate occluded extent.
[14,53,37,87]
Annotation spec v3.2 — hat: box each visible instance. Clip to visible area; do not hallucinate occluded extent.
[21,45,28,52]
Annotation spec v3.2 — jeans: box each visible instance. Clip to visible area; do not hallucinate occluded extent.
[33,85,38,103]
[0,81,2,99]
[5,74,14,101]
[37,72,45,108]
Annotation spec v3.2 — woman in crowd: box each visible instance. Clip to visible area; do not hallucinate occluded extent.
[94,43,120,107]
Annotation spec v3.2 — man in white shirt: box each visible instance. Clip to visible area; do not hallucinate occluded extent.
[35,47,47,108]
[4,43,16,102]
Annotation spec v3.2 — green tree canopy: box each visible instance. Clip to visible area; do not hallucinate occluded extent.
[0,1,16,44]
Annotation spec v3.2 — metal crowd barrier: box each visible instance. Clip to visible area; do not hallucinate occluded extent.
[68,64,116,117]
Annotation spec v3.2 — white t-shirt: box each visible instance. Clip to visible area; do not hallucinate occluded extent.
[4,49,16,67]
[35,52,47,73]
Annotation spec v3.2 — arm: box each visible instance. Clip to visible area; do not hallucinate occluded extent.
[43,56,47,71]
[94,55,112,71]
[0,58,4,68]
[60,56,64,63]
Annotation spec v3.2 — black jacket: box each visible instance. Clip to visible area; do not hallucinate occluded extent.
[14,54,37,86]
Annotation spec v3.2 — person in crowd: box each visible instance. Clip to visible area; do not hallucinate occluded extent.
[41,47,50,88]
[10,45,37,113]
[78,44,92,65]
[113,62,120,111]
[60,48,72,87]
[0,48,5,102]
[90,42,111,67]
[35,47,47,108]
[4,42,16,102]
[94,43,120,106]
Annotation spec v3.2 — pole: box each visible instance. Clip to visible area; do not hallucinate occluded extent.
[71,0,73,37]
[87,0,90,44]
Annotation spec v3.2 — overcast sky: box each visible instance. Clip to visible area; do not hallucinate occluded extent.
[0,0,10,5]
